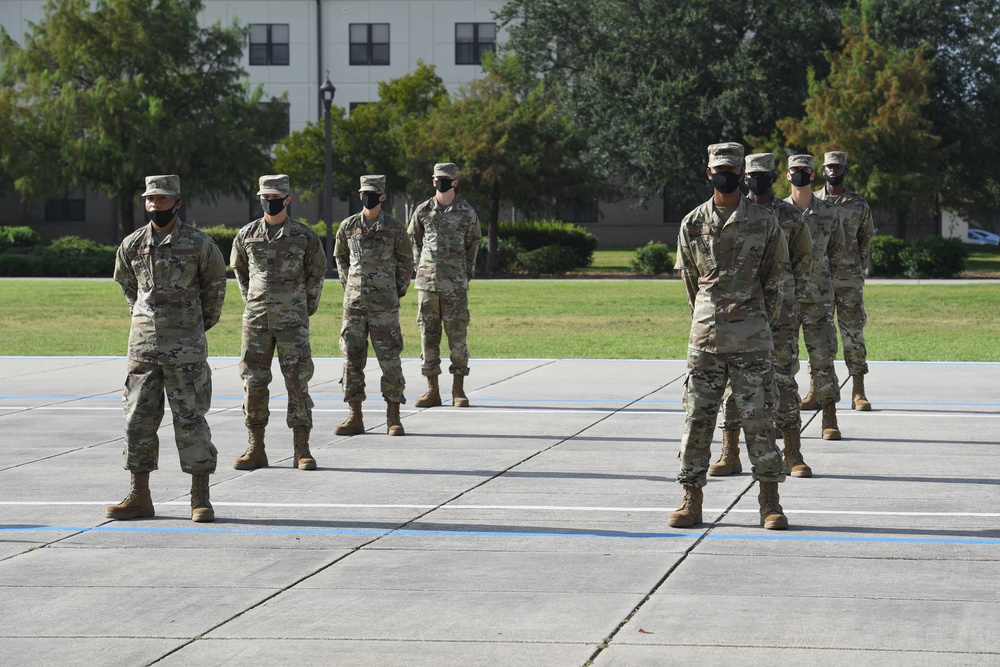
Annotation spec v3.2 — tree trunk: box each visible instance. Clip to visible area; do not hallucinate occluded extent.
[117,193,136,242]
[487,180,500,275]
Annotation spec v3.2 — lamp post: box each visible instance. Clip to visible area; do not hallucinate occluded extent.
[320,75,336,278]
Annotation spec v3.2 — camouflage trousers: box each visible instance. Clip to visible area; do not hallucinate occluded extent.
[340,308,405,403]
[835,285,869,376]
[798,300,841,404]
[678,349,785,487]
[722,314,802,432]
[417,289,471,377]
[122,359,217,474]
[240,326,315,429]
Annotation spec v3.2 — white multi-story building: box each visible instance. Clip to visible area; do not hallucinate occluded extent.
[0,0,670,246]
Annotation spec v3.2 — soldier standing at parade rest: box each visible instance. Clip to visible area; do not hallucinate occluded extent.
[230,175,326,471]
[408,162,482,408]
[785,155,846,440]
[816,151,875,411]
[333,175,414,436]
[709,153,815,478]
[108,175,227,523]
[670,143,792,531]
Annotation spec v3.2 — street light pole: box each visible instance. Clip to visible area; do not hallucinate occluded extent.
[320,75,336,278]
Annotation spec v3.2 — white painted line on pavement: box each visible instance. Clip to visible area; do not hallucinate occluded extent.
[2,500,999,517]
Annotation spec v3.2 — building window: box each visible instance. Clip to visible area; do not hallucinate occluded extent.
[456,23,496,65]
[45,191,86,222]
[350,24,390,66]
[558,200,599,224]
[249,24,289,66]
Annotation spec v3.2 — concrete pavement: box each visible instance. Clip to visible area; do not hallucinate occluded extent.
[1,356,998,666]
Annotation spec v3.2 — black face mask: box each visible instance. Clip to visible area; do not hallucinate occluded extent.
[435,178,454,193]
[826,172,845,187]
[261,197,287,216]
[260,197,285,215]
[790,170,812,188]
[711,171,741,194]
[151,203,177,227]
[362,192,382,210]
[746,175,773,197]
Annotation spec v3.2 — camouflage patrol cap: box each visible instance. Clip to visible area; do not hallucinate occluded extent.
[745,153,776,173]
[824,151,848,166]
[433,163,459,179]
[257,174,290,196]
[707,142,744,169]
[359,175,386,194]
[142,175,180,197]
[788,154,814,170]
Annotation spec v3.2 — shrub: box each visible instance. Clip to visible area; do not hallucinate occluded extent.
[900,235,968,279]
[515,244,579,275]
[0,226,42,251]
[475,237,523,275]
[870,235,908,277]
[496,220,597,268]
[0,243,116,277]
[310,220,339,245]
[198,225,239,262]
[630,242,673,275]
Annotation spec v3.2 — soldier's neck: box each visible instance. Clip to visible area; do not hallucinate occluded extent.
[790,186,812,209]
[713,190,741,207]
[435,190,456,206]
[151,218,177,234]
[826,183,846,196]
[362,206,381,220]
[750,191,774,206]
[264,211,288,225]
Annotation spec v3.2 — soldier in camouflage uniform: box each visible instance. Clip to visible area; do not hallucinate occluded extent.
[107,175,227,523]
[670,143,791,532]
[408,162,482,408]
[816,151,875,411]
[710,153,815,478]
[334,175,414,436]
[231,175,327,472]
[785,155,846,440]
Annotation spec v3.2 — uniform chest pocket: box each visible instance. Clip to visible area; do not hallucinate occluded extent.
[129,249,153,289]
[167,248,199,289]
[277,240,306,271]
[247,240,274,270]
[360,231,394,260]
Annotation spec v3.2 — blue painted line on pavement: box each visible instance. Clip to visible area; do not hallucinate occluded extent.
[3,524,999,545]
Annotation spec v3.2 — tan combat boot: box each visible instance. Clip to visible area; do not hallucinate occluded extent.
[386,401,405,436]
[668,485,704,528]
[800,378,819,410]
[190,474,215,523]
[452,374,470,408]
[293,427,316,470]
[782,429,812,478]
[851,375,872,411]
[233,427,268,470]
[708,428,743,476]
[822,403,841,440]
[414,375,442,407]
[758,481,788,530]
[335,400,365,435]
[105,472,154,520]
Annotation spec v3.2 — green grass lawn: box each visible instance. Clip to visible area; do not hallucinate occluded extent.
[966,244,1000,274]
[1,278,998,361]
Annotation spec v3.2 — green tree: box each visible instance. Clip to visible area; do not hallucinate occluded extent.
[273,62,448,220]
[421,54,603,273]
[857,0,1000,222]
[0,0,287,240]
[777,12,942,231]
[496,0,843,209]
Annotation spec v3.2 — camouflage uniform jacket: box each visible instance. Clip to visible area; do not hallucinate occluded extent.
[114,220,227,364]
[674,197,791,354]
[756,195,814,311]
[231,217,326,330]
[815,186,874,288]
[334,210,413,312]
[782,194,845,305]
[408,195,481,292]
